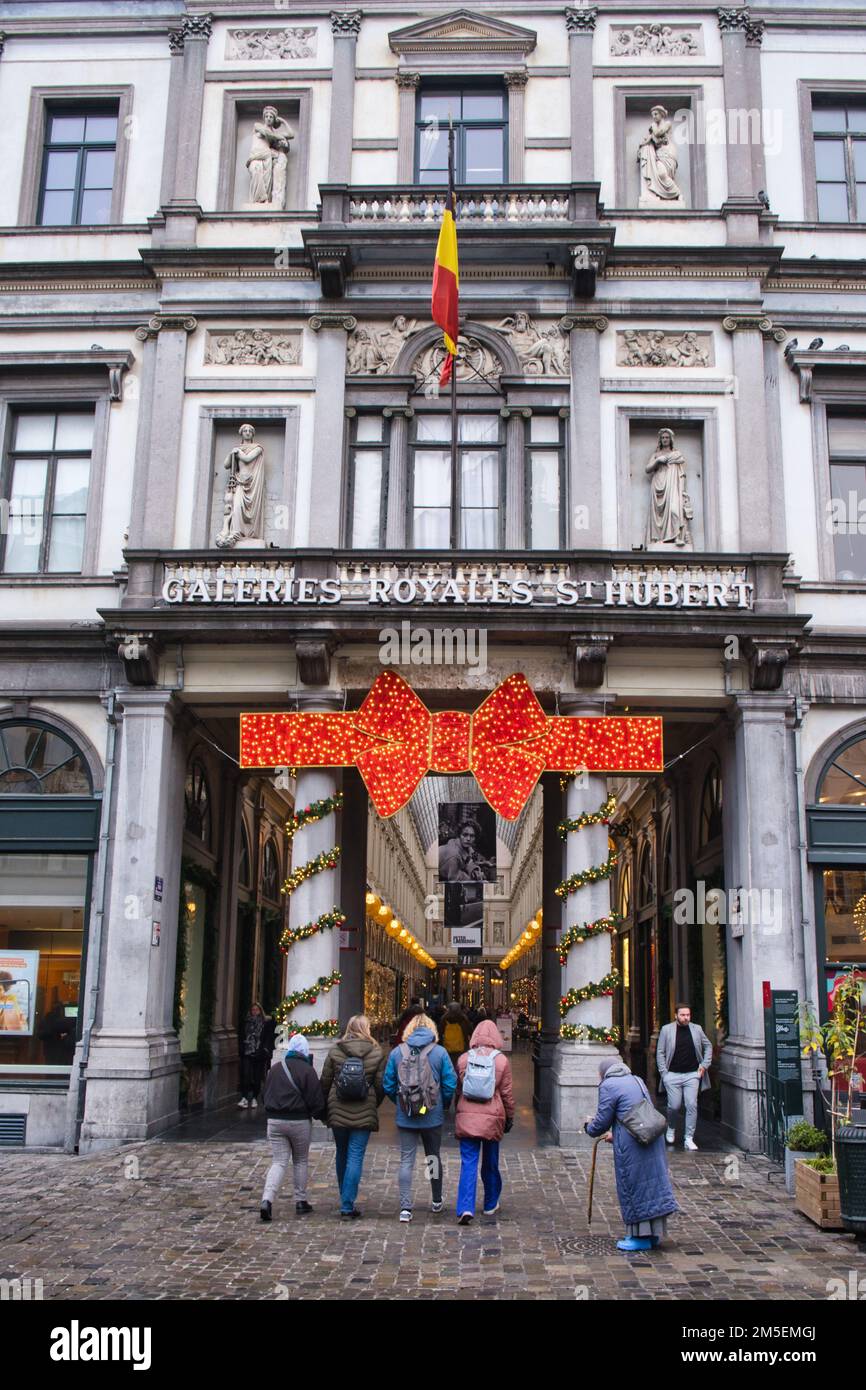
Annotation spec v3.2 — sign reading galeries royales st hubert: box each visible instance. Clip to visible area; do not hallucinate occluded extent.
[160,560,756,610]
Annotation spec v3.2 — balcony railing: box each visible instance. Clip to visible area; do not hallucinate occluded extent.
[319,182,603,229]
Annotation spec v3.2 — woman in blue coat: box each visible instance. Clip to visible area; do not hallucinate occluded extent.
[383,1012,457,1222]
[585,1057,678,1252]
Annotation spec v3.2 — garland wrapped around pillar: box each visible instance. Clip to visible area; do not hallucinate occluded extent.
[276,777,344,1045]
[555,790,621,1044]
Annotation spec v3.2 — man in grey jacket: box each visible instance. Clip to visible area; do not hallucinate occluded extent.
[656,1004,713,1150]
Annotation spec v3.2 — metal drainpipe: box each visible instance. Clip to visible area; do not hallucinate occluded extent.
[72,691,118,1153]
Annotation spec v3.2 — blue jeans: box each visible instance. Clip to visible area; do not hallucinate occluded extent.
[332,1127,371,1213]
[457,1138,502,1216]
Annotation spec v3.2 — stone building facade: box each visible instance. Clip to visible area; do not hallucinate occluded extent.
[0,2,864,1151]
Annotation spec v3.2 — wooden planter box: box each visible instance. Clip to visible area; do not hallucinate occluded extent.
[794,1160,843,1230]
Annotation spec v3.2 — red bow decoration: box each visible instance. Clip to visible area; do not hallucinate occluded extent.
[240,671,663,820]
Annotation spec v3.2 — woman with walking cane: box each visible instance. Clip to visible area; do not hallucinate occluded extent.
[585,1056,678,1251]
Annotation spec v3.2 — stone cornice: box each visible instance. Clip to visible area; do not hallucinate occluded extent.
[783,346,866,403]
[389,10,537,57]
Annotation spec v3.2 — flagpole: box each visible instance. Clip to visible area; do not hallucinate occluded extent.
[448,117,458,549]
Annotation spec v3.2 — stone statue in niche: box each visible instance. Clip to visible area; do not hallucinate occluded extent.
[637,106,684,207]
[246,106,294,208]
[216,423,267,549]
[496,312,570,375]
[644,427,693,550]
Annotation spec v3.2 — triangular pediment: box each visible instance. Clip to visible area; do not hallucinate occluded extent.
[390,9,537,56]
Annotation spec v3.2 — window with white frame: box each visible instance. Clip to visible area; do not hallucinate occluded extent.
[1,410,94,574]
[812,100,866,223]
[347,414,390,548]
[410,412,503,549]
[828,413,866,580]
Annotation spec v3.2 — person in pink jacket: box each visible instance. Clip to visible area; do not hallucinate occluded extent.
[454,1019,515,1224]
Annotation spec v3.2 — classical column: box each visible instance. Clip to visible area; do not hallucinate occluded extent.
[79,692,186,1151]
[338,768,368,1024]
[160,14,212,241]
[565,7,597,182]
[533,774,563,1117]
[505,70,528,183]
[280,694,344,1074]
[308,313,356,546]
[328,10,362,184]
[209,766,243,1104]
[762,332,787,551]
[384,407,411,548]
[722,314,785,552]
[719,694,806,1150]
[551,696,619,1145]
[159,28,187,206]
[562,315,607,547]
[396,71,420,183]
[717,7,761,241]
[504,408,528,549]
[128,315,197,550]
[745,18,766,196]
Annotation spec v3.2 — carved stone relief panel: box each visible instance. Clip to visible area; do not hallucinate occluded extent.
[489,314,570,376]
[226,28,318,60]
[204,329,303,366]
[346,317,418,374]
[411,334,504,388]
[616,330,713,367]
[610,24,703,57]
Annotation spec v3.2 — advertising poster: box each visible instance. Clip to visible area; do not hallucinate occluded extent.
[0,950,39,1036]
[438,802,497,883]
[445,880,483,929]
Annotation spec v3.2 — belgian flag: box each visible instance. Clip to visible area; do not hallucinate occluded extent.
[431,126,458,388]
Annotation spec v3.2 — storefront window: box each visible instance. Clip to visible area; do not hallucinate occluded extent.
[177,880,205,1055]
[818,734,866,806]
[0,853,86,1071]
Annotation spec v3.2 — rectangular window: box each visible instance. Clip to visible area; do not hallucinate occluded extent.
[38,106,118,226]
[416,88,506,185]
[410,413,503,549]
[2,411,93,574]
[828,413,866,580]
[347,414,389,548]
[526,414,565,549]
[813,101,866,223]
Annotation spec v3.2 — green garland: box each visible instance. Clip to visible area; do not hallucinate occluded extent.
[561,1022,622,1043]
[283,846,342,896]
[278,1018,341,1039]
[286,791,344,841]
[280,906,346,953]
[558,913,621,964]
[276,969,342,1020]
[555,850,618,899]
[556,793,617,839]
[559,969,620,1017]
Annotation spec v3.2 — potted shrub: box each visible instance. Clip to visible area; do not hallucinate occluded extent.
[800,971,866,1235]
[794,1154,843,1229]
[784,1120,828,1195]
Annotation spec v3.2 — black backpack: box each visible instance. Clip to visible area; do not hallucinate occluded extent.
[335,1053,369,1103]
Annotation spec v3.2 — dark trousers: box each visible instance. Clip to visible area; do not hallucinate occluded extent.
[240,1054,266,1101]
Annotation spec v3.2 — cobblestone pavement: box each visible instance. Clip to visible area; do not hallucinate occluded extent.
[2,1130,864,1301]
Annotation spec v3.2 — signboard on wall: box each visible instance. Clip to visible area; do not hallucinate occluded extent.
[0,950,39,1036]
[451,927,482,951]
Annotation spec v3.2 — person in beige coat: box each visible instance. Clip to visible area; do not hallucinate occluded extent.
[321,1015,386,1220]
[454,1019,515,1224]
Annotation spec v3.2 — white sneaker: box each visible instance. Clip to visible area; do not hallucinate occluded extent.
[399,1209,412,1222]
[665,1127,675,1144]
[431,1201,444,1214]
[238,1098,249,1108]
[684,1136,699,1151]
[250,1099,258,1109]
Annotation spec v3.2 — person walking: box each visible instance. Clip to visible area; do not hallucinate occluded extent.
[454,1018,515,1225]
[238,1002,268,1108]
[585,1056,678,1251]
[383,1012,457,1222]
[260,1033,326,1222]
[321,1014,386,1220]
[439,1003,472,1075]
[656,1003,713,1150]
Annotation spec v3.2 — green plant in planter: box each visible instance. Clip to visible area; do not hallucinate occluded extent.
[803,1155,836,1175]
[785,1120,828,1153]
[800,971,865,1163]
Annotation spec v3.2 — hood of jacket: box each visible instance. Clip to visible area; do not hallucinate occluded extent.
[336,1037,377,1058]
[470,1019,504,1050]
[403,1026,436,1049]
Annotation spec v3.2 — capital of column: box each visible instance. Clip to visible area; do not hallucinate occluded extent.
[722,313,786,342]
[134,314,198,342]
[504,69,529,89]
[331,9,362,37]
[732,690,796,726]
[115,689,180,722]
[0,31,7,58]
[395,70,421,90]
[717,6,751,34]
[559,313,608,333]
[167,28,185,55]
[181,13,213,41]
[308,312,357,333]
[745,17,765,46]
[565,7,598,35]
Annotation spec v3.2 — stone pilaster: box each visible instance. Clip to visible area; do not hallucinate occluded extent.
[565,8,597,182]
[505,70,528,182]
[159,14,212,242]
[744,17,766,196]
[208,766,243,1105]
[722,314,785,552]
[79,692,186,1151]
[308,314,357,546]
[128,316,198,550]
[384,406,411,548]
[562,316,607,547]
[551,696,619,1145]
[717,7,763,241]
[328,10,362,183]
[396,71,420,183]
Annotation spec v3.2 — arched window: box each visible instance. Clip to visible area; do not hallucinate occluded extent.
[184,759,212,848]
[238,820,251,890]
[617,860,632,920]
[817,734,866,807]
[637,840,655,908]
[0,721,91,794]
[699,763,723,847]
[261,838,280,903]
